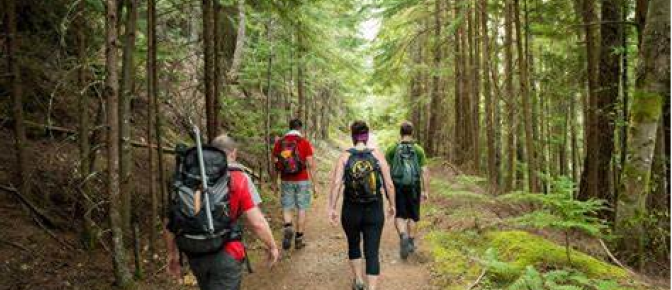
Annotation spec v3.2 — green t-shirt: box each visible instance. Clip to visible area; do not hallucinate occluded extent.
[385,141,427,167]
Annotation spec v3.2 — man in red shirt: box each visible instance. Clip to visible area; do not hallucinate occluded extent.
[165,135,279,290]
[272,119,317,250]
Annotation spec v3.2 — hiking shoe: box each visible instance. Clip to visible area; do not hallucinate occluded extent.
[409,237,416,253]
[295,235,306,250]
[282,227,294,250]
[352,279,365,290]
[400,234,410,260]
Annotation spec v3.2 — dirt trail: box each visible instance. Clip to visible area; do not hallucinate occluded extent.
[243,138,437,290]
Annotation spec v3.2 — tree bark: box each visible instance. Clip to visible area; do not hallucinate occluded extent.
[427,0,443,156]
[119,0,138,234]
[76,0,95,249]
[503,0,517,192]
[617,0,669,269]
[579,0,622,216]
[203,0,216,141]
[146,0,158,256]
[6,0,30,206]
[514,0,538,192]
[105,0,134,286]
[481,0,497,188]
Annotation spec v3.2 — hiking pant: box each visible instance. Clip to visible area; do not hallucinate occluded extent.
[341,199,384,275]
[394,182,421,222]
[187,251,243,290]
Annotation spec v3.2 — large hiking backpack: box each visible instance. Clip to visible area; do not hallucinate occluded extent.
[391,142,421,188]
[275,136,305,175]
[343,148,382,203]
[168,144,241,255]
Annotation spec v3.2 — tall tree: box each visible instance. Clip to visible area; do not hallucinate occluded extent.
[514,0,538,192]
[119,0,139,233]
[203,0,216,141]
[76,0,95,249]
[617,0,669,269]
[105,0,133,286]
[503,0,517,192]
[427,0,443,156]
[146,0,158,256]
[6,0,30,202]
[481,0,497,187]
[579,0,623,213]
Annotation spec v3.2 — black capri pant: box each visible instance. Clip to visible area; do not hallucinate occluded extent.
[341,199,385,275]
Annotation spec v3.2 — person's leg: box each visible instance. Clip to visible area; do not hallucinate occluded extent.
[295,181,312,249]
[362,202,385,290]
[187,254,213,290]
[207,251,243,290]
[280,182,297,250]
[408,184,421,251]
[342,202,365,285]
[396,186,412,259]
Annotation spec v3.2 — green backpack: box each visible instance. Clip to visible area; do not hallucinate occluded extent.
[391,142,421,187]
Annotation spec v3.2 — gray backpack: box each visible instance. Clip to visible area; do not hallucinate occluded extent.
[168,141,241,255]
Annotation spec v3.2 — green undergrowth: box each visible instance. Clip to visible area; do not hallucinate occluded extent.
[427,230,638,290]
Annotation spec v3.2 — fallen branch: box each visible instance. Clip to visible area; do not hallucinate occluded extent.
[467,269,487,290]
[0,238,31,252]
[0,184,58,228]
[598,239,637,277]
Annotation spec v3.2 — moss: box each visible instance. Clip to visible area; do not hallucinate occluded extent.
[630,90,663,123]
[427,230,632,289]
[485,231,628,280]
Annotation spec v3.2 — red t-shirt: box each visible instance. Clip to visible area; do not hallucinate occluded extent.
[223,170,256,260]
[273,134,314,181]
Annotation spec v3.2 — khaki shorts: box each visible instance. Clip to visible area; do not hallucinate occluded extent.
[281,181,312,210]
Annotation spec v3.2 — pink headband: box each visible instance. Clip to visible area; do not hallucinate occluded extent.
[352,132,369,144]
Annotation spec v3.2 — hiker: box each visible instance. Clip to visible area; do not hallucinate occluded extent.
[164,134,279,290]
[272,119,318,250]
[327,120,396,290]
[384,121,429,260]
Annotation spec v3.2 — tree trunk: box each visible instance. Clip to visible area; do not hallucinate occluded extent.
[616,0,669,269]
[579,0,622,217]
[514,0,537,192]
[105,0,134,286]
[146,0,158,256]
[427,0,443,156]
[6,0,30,205]
[481,0,497,188]
[265,20,274,181]
[503,0,517,192]
[297,30,305,121]
[76,0,95,249]
[203,0,216,141]
[119,0,138,234]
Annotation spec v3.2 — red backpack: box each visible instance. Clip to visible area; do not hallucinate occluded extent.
[275,137,305,175]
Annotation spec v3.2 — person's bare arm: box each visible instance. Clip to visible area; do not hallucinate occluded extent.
[327,153,347,226]
[373,149,396,216]
[243,207,279,267]
[163,220,181,278]
[306,156,318,193]
[422,166,430,200]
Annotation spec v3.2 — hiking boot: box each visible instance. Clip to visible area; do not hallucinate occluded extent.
[295,235,306,250]
[409,237,416,253]
[352,279,365,290]
[282,226,294,250]
[400,233,410,260]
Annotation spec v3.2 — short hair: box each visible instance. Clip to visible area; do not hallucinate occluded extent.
[400,121,414,136]
[289,119,303,130]
[211,134,238,154]
[350,120,369,135]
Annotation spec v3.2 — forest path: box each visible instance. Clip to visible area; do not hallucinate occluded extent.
[242,135,438,290]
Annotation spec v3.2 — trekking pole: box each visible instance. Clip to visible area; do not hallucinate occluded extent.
[193,124,215,234]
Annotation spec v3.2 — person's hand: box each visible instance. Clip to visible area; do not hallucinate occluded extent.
[328,208,339,226]
[387,206,396,218]
[266,247,280,268]
[422,191,429,202]
[167,254,181,279]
